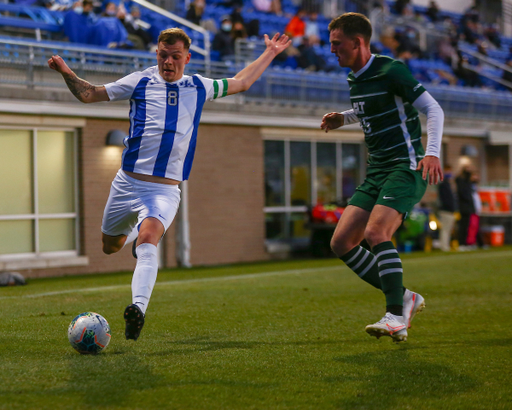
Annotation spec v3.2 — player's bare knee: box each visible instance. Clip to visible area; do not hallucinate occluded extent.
[331,235,356,257]
[364,226,385,249]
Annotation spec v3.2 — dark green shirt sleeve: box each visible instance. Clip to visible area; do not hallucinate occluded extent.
[388,60,426,104]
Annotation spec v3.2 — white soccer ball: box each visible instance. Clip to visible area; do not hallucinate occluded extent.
[68,312,111,354]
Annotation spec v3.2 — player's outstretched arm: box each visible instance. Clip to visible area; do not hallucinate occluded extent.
[225,33,291,95]
[417,155,443,185]
[48,55,109,103]
[320,112,344,132]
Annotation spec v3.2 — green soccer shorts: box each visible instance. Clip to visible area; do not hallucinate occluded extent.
[348,166,428,215]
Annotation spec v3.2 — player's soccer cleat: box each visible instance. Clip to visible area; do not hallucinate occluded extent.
[365,312,407,342]
[124,304,145,341]
[403,289,425,329]
[132,238,138,259]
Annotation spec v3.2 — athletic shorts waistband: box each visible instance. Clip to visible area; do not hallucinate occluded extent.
[117,169,180,191]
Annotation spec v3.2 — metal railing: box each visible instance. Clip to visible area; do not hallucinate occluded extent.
[2,37,512,121]
[458,44,512,89]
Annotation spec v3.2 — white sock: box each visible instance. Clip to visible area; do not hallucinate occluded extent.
[131,243,158,315]
[122,227,139,248]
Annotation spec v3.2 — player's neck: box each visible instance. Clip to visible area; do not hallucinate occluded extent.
[350,49,372,74]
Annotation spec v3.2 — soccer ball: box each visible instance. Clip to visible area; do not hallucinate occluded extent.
[68,312,111,354]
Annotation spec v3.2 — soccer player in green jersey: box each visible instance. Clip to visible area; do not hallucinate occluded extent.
[320,13,444,342]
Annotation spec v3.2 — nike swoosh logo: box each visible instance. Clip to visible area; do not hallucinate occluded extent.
[158,214,166,220]
[383,196,394,200]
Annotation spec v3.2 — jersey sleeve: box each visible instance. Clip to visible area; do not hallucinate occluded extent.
[196,74,229,101]
[104,71,146,101]
[388,60,426,104]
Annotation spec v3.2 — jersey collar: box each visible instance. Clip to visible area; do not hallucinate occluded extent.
[353,54,375,78]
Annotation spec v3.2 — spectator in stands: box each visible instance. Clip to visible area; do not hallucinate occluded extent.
[212,15,235,60]
[437,165,456,252]
[456,164,476,249]
[477,41,489,56]
[459,6,482,45]
[468,173,484,249]
[296,36,325,72]
[426,1,439,22]
[484,24,501,49]
[453,54,482,87]
[437,35,457,67]
[231,4,259,38]
[304,12,320,46]
[252,0,281,15]
[232,21,248,43]
[285,8,306,46]
[88,1,130,48]
[394,0,412,16]
[81,0,96,20]
[63,0,97,43]
[185,0,205,26]
[102,1,117,17]
[118,4,152,50]
[394,27,422,60]
[502,58,512,91]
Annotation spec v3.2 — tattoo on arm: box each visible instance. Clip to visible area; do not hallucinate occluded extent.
[63,74,97,102]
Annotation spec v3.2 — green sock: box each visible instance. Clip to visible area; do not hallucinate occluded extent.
[373,241,404,310]
[340,246,382,290]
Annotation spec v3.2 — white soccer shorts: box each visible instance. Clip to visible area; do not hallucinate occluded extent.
[101,169,181,237]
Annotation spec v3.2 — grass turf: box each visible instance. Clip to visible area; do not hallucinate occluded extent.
[1,247,512,410]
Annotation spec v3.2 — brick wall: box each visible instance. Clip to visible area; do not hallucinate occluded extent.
[187,124,269,265]
[18,120,268,278]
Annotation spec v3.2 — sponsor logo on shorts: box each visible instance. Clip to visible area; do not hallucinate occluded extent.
[158,214,166,220]
[383,196,395,200]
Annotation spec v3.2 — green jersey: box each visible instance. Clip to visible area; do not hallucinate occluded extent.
[347,55,426,170]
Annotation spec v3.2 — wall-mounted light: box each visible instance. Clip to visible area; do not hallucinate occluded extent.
[106,129,127,147]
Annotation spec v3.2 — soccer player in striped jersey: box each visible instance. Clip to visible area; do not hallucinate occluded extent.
[320,13,444,342]
[48,28,291,341]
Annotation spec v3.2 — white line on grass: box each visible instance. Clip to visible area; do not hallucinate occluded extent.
[1,250,511,300]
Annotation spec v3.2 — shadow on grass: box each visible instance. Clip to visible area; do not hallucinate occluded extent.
[146,335,347,355]
[329,349,477,409]
[59,352,162,407]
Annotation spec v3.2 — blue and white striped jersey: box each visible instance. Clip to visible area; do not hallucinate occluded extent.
[105,66,229,181]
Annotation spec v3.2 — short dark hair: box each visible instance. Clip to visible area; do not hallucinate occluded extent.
[328,13,372,44]
[158,28,191,50]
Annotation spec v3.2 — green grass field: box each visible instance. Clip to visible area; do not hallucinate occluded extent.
[1,248,512,410]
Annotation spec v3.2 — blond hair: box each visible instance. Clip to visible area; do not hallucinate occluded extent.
[158,28,191,49]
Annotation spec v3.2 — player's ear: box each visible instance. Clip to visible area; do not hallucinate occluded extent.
[353,36,361,49]
[185,52,191,64]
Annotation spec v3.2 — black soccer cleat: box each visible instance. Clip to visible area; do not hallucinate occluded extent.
[124,304,145,341]
[131,238,138,259]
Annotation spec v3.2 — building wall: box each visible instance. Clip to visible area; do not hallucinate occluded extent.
[2,111,509,278]
[486,145,510,184]
[187,124,269,265]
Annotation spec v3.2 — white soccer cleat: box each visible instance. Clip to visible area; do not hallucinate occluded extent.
[403,289,425,329]
[365,312,408,342]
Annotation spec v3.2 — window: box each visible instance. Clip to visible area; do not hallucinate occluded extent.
[264,139,364,248]
[0,128,78,258]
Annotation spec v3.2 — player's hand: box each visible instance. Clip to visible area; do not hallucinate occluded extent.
[47,55,73,76]
[264,33,291,56]
[320,112,344,132]
[417,155,443,185]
